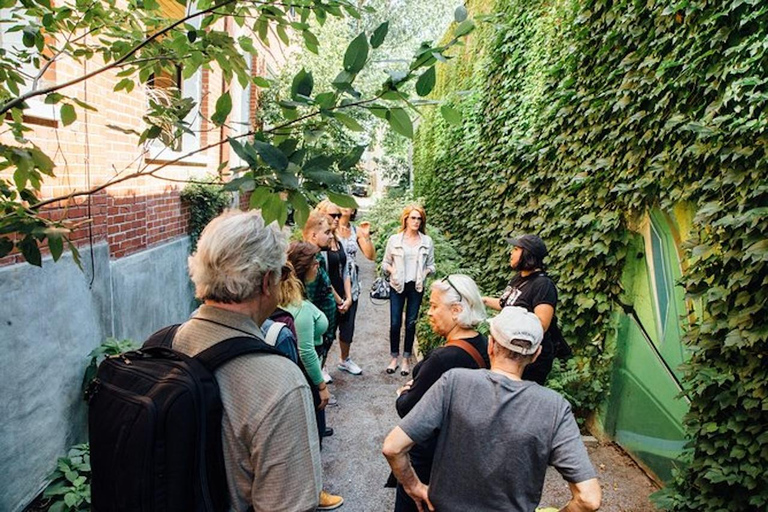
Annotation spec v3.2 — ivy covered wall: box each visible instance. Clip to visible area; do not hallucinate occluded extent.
[413,0,767,509]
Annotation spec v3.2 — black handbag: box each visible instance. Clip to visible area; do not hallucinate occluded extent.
[370,275,391,300]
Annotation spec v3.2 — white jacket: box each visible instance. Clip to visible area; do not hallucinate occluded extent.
[382,232,435,293]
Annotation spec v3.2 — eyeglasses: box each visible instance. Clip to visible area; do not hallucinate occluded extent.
[442,276,464,301]
[329,213,342,219]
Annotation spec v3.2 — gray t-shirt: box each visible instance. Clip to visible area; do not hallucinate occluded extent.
[399,368,596,512]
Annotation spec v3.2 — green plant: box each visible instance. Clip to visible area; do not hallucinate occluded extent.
[81,337,138,398]
[414,0,767,508]
[180,179,232,251]
[41,444,90,512]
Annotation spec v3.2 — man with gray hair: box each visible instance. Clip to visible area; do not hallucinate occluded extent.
[383,306,601,512]
[176,210,322,511]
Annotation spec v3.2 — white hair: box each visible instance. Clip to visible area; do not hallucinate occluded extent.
[431,274,486,328]
[188,209,287,303]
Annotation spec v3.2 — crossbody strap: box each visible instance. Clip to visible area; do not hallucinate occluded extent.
[446,338,487,369]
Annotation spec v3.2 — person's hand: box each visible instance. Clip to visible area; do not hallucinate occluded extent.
[318,385,330,410]
[338,297,351,313]
[396,380,414,397]
[358,221,371,237]
[404,482,433,512]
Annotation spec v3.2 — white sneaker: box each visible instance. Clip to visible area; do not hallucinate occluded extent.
[328,393,338,406]
[322,368,333,384]
[338,358,363,375]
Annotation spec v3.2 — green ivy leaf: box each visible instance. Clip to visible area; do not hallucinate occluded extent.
[48,233,64,262]
[387,107,413,138]
[253,140,288,171]
[60,104,76,126]
[333,112,364,132]
[326,190,358,209]
[416,66,436,97]
[291,69,314,100]
[344,32,369,74]
[370,21,389,49]
[289,191,311,226]
[19,236,41,267]
[261,192,287,226]
[454,19,475,38]
[211,92,232,126]
[440,105,462,125]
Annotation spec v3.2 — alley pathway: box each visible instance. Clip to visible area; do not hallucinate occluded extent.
[320,250,659,511]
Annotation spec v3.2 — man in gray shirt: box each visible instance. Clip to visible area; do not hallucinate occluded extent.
[383,306,601,512]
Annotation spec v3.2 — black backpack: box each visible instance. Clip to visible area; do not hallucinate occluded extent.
[87,324,289,512]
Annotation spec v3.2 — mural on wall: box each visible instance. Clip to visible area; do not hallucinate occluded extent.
[604,210,692,482]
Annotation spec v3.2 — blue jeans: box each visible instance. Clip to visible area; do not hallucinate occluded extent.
[389,281,424,358]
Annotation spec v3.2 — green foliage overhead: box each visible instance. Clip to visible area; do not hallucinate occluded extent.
[413,0,767,509]
[0,0,471,267]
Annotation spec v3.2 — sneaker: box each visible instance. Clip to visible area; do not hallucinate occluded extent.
[318,490,344,510]
[322,368,333,384]
[327,393,338,406]
[338,358,363,375]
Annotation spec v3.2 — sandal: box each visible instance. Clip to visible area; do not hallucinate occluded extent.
[386,358,399,374]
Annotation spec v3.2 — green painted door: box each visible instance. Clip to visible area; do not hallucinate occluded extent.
[605,211,690,482]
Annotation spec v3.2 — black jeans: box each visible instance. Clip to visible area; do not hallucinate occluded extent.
[389,281,424,358]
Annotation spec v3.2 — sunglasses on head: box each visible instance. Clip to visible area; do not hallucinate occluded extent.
[442,276,464,301]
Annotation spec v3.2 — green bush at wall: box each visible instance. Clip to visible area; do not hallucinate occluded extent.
[413,0,766,509]
[180,180,232,252]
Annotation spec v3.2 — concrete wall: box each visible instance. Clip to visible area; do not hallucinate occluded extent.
[0,237,194,512]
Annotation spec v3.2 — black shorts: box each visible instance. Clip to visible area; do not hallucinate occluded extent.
[337,299,359,343]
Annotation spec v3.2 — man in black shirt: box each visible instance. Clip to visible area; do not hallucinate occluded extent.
[483,234,557,384]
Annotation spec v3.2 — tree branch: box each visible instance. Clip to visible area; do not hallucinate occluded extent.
[0,0,239,115]
[28,93,383,210]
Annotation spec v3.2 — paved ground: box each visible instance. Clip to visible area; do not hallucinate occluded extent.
[320,253,659,512]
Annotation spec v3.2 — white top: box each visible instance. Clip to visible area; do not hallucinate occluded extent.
[403,241,419,283]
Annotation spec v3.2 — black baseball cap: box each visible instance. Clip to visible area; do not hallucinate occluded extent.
[506,234,548,260]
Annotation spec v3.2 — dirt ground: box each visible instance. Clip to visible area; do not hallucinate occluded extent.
[320,253,660,511]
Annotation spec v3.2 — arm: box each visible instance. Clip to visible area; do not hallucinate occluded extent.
[382,236,394,275]
[250,387,322,512]
[482,296,502,311]
[559,479,602,512]
[425,238,435,276]
[395,355,446,417]
[534,303,555,332]
[382,427,434,512]
[294,307,324,387]
[340,274,352,312]
[356,222,376,260]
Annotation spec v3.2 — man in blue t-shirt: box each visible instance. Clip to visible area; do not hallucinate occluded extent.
[383,307,601,512]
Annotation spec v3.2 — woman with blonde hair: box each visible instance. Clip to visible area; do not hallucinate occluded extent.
[281,241,344,511]
[382,204,435,375]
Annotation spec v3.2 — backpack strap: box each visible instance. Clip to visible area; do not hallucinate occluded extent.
[264,322,286,347]
[446,338,487,369]
[195,336,287,371]
[143,324,181,349]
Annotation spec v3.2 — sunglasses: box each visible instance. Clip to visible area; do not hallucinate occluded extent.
[329,213,342,219]
[442,276,464,301]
